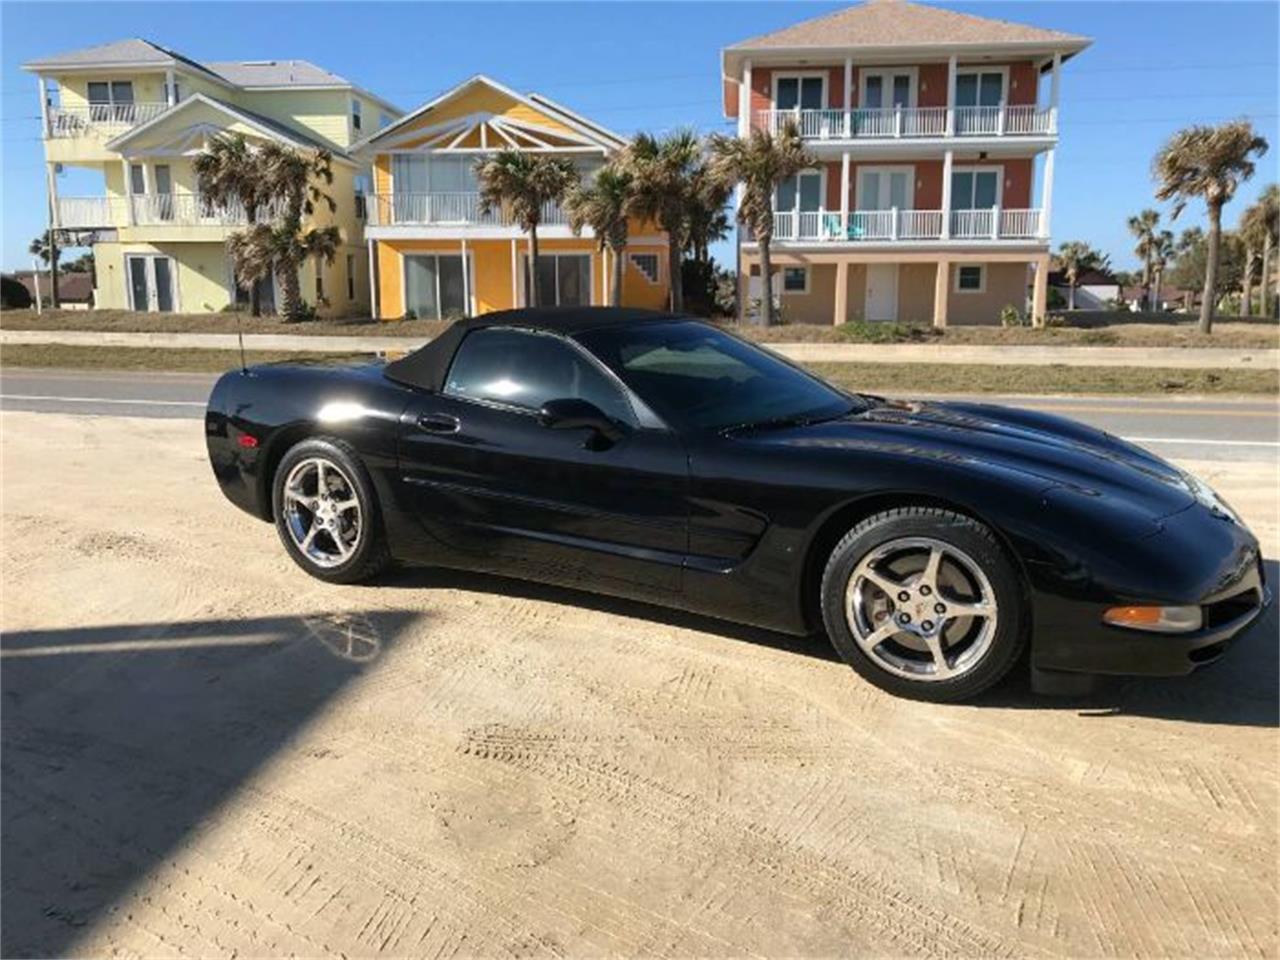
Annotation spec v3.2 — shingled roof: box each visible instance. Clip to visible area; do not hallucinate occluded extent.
[728,0,1090,53]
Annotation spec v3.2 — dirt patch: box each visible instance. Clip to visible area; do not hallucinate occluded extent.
[2,411,1276,957]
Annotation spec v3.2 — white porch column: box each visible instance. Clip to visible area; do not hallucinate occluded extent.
[602,248,609,306]
[122,157,136,225]
[165,68,175,106]
[940,149,953,239]
[1040,147,1056,239]
[840,151,850,234]
[933,259,950,328]
[367,240,379,318]
[461,238,472,315]
[45,162,60,229]
[37,76,49,138]
[1049,52,1061,133]
[739,59,752,136]
[946,55,958,137]
[843,57,853,137]
[510,238,519,307]
[833,260,849,326]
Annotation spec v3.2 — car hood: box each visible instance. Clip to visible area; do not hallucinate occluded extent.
[745,398,1197,519]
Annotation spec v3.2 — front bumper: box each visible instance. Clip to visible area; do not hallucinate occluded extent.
[1030,505,1271,677]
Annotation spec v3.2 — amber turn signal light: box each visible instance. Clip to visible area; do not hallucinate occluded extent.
[1103,605,1202,633]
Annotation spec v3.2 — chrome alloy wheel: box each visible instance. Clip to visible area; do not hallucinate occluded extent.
[282,457,362,569]
[844,536,999,682]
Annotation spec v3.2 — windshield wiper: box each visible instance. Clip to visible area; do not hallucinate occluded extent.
[722,407,853,434]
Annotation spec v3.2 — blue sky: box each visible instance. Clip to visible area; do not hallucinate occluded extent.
[2,0,1277,273]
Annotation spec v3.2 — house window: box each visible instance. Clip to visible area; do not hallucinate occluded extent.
[347,254,356,300]
[524,254,591,307]
[379,112,393,129]
[776,170,823,213]
[315,268,324,301]
[629,253,660,284]
[775,74,824,110]
[89,81,134,122]
[782,267,809,294]
[405,253,471,319]
[351,98,362,132]
[955,265,985,293]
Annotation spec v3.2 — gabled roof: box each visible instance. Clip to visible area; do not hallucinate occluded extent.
[23,37,229,84]
[202,59,349,88]
[104,93,343,157]
[22,39,401,115]
[725,0,1090,72]
[354,75,626,154]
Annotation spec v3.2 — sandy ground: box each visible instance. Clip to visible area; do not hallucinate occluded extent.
[2,411,1277,958]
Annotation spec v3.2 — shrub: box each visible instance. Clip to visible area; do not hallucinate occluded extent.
[998,304,1024,328]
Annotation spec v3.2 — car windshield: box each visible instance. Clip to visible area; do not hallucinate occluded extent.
[577,320,861,432]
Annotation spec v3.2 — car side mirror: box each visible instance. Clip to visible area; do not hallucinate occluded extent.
[538,398,625,444]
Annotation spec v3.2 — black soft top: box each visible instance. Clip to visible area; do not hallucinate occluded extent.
[383,306,681,392]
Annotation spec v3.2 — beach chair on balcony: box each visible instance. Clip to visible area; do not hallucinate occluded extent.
[822,214,865,241]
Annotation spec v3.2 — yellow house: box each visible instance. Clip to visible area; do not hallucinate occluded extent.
[23,39,402,314]
[355,76,670,320]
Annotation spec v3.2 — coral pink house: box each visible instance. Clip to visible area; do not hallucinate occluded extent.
[722,0,1090,324]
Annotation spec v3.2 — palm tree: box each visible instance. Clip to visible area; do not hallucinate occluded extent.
[1127,208,1161,310]
[1249,184,1279,317]
[707,123,813,326]
[226,144,341,322]
[1238,203,1269,316]
[1055,241,1107,311]
[194,133,272,315]
[28,230,60,309]
[1150,230,1175,313]
[475,150,579,308]
[1154,119,1269,333]
[684,163,732,264]
[622,130,702,313]
[565,162,633,307]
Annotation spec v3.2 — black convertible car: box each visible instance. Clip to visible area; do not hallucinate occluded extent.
[206,308,1269,701]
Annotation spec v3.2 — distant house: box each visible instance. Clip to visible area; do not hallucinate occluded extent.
[12,270,95,309]
[1047,266,1119,309]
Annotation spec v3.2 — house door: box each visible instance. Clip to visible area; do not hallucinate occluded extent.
[865,263,898,321]
[861,71,914,109]
[955,71,1005,134]
[126,254,176,312]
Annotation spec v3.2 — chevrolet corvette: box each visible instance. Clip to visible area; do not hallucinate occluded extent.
[205,308,1269,701]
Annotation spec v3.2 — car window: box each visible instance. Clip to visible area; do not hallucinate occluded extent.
[578,320,858,432]
[444,327,636,424]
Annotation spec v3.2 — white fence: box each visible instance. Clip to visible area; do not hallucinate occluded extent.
[367,192,569,227]
[48,102,171,138]
[770,208,1043,243]
[58,194,287,228]
[754,105,1054,141]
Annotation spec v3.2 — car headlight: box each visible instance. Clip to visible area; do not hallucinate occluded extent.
[1103,605,1203,633]
[1180,471,1242,525]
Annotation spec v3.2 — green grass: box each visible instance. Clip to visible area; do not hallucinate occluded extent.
[4,344,1275,395]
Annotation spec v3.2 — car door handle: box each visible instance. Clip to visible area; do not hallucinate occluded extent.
[417,412,460,434]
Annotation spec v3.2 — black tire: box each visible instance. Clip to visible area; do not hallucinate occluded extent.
[271,436,391,584]
[820,507,1026,702]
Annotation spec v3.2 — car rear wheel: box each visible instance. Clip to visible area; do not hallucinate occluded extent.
[820,507,1026,702]
[272,437,390,584]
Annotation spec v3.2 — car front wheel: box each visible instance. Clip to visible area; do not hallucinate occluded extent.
[272,437,390,584]
[820,507,1026,702]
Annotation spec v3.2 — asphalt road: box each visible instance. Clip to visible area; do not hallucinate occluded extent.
[1,367,1277,462]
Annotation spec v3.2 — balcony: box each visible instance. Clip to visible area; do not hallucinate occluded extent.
[366,192,569,228]
[48,102,171,139]
[57,194,285,229]
[754,105,1056,142]
[768,207,1044,244]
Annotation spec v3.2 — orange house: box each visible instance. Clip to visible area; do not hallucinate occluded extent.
[721,0,1091,325]
[354,76,670,320]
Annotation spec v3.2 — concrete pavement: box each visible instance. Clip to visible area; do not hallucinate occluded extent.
[3,328,1276,369]
[3,368,1276,462]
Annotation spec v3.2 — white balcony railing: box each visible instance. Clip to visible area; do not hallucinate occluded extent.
[48,102,171,138]
[57,193,286,229]
[753,105,1055,141]
[768,208,1043,243]
[367,192,570,228]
